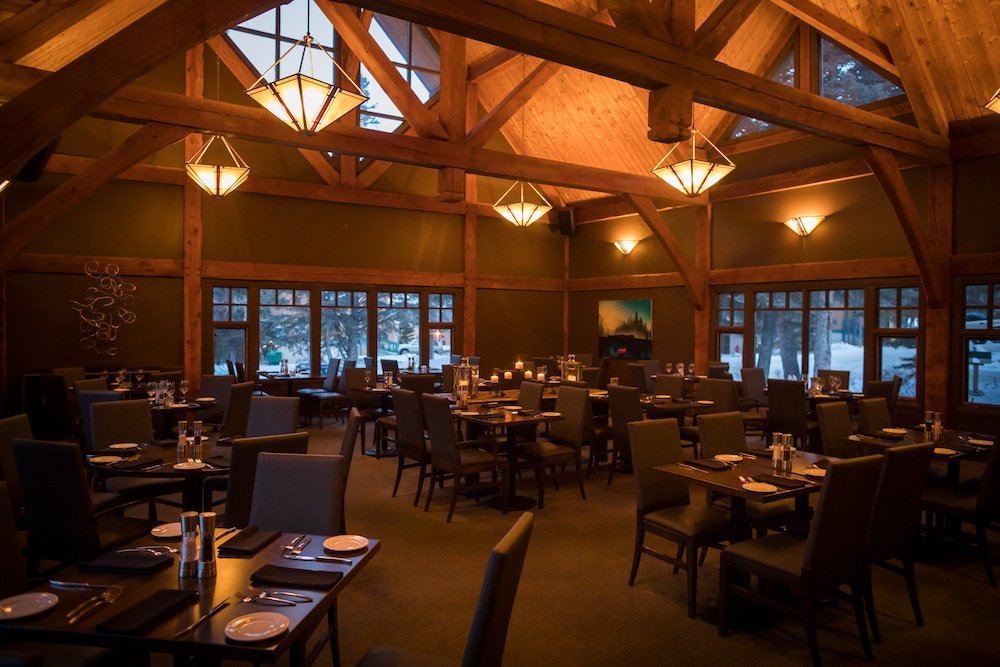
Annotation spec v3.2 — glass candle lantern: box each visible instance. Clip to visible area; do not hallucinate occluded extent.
[453,356,472,408]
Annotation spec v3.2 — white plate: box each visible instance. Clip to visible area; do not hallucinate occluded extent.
[968,438,993,446]
[88,455,122,464]
[195,397,215,403]
[151,522,182,538]
[503,405,523,411]
[882,427,908,435]
[323,535,370,552]
[591,390,608,395]
[174,461,206,470]
[933,447,957,456]
[458,411,479,416]
[0,592,58,620]
[655,394,671,400]
[696,400,714,405]
[803,468,827,478]
[109,442,139,450]
[224,612,289,643]
[742,482,778,493]
[714,454,743,463]
[541,412,562,418]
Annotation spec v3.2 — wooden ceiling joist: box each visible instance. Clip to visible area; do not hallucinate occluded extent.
[466,58,561,148]
[0,0,114,63]
[335,0,949,162]
[694,0,763,58]
[0,0,283,181]
[467,45,520,84]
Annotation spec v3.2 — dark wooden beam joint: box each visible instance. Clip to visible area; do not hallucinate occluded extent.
[438,167,466,202]
[647,85,693,143]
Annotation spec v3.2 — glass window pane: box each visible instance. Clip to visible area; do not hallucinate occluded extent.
[879,288,897,307]
[830,290,845,308]
[809,309,865,391]
[965,284,988,306]
[994,285,1000,306]
[213,305,230,321]
[442,294,454,308]
[879,308,897,328]
[966,309,988,329]
[259,303,311,372]
[733,310,744,326]
[428,309,439,323]
[441,308,453,323]
[880,336,917,397]
[756,292,769,308]
[733,293,744,308]
[966,339,999,405]
[430,328,451,371]
[213,287,229,304]
[719,333,743,381]
[848,289,864,308]
[260,288,276,305]
[231,305,248,322]
[789,292,802,308]
[391,293,404,307]
[773,292,786,308]
[377,292,390,306]
[214,328,246,375]
[719,310,731,326]
[993,309,1000,329]
[322,291,336,306]
[809,291,825,308]
[321,305,368,362]
[429,293,440,308]
[232,288,248,305]
[901,287,919,307]
[355,292,367,306]
[377,305,421,369]
[277,289,293,305]
[754,310,803,380]
[819,38,903,106]
[406,292,420,307]
[719,293,731,309]
[901,309,919,328]
[294,290,310,306]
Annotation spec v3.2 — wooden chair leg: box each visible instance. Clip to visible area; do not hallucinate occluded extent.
[391,458,404,497]
[686,539,698,618]
[414,463,428,507]
[575,457,586,500]
[718,557,730,637]
[327,600,341,667]
[536,463,545,509]
[863,567,881,644]
[423,469,437,512]
[903,558,924,625]
[673,544,684,574]
[446,474,461,523]
[802,593,822,667]
[851,583,874,660]
[628,520,644,586]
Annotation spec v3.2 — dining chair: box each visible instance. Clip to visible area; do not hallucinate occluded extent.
[740,367,768,411]
[441,364,455,392]
[226,359,237,377]
[0,481,29,599]
[234,361,248,383]
[513,381,546,443]
[864,380,896,412]
[815,401,860,458]
[380,358,400,381]
[249,452,345,535]
[624,363,649,392]
[390,389,431,506]
[889,376,902,412]
[921,433,1000,587]
[627,418,730,618]
[607,385,644,485]
[679,378,738,446]
[23,374,73,441]
[707,362,730,379]
[297,358,340,397]
[718,455,884,666]
[652,374,685,397]
[52,366,87,388]
[312,359,355,428]
[0,414,33,522]
[399,372,438,394]
[766,378,819,450]
[516,385,588,509]
[338,409,363,534]
[199,373,235,425]
[205,431,310,528]
[581,366,600,388]
[12,439,150,571]
[422,393,506,522]
[220,381,255,439]
[858,398,891,434]
[346,367,382,452]
[355,513,534,667]
[363,356,375,370]
[73,377,108,392]
[245,396,300,438]
[863,443,934,642]
[817,369,850,392]
[76,389,122,452]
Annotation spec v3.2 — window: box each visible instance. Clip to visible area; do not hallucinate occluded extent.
[428,292,455,370]
[228,1,337,83]
[321,291,368,368]
[731,48,796,139]
[716,292,745,380]
[259,288,311,373]
[819,38,903,107]
[962,282,1000,406]
[212,287,248,373]
[754,290,804,381]
[213,287,248,323]
[376,291,421,368]
[875,287,920,398]
[807,289,865,391]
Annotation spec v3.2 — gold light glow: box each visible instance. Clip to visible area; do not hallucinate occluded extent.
[613,239,639,255]
[985,88,1000,115]
[492,181,553,228]
[0,180,9,193]
[652,128,735,196]
[185,135,250,197]
[784,216,825,236]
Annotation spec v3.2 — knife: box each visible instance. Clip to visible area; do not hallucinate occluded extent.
[173,600,229,639]
[282,553,353,565]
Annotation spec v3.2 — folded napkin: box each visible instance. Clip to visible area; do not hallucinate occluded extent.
[112,456,163,471]
[90,448,132,456]
[250,564,343,590]
[203,455,231,469]
[97,589,199,635]
[966,433,996,442]
[860,431,905,441]
[218,525,281,558]
[79,551,173,574]
[944,442,981,454]
[682,458,730,471]
[811,458,832,469]
[747,448,773,459]
[479,412,506,420]
[753,473,809,489]
[518,409,540,416]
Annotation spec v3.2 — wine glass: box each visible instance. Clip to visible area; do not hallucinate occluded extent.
[115,369,126,386]
[664,362,673,374]
[165,382,175,406]
[687,362,695,376]
[179,379,190,402]
[146,384,156,403]
[135,368,144,384]
[829,375,841,392]
[676,360,685,376]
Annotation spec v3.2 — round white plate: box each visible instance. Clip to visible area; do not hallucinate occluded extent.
[109,442,139,450]
[882,427,907,435]
[696,400,715,405]
[323,535,370,552]
[195,397,215,403]
[968,438,993,446]
[592,390,608,395]
[458,411,479,416]
[541,412,562,418]
[803,468,827,478]
[742,482,778,493]
[503,405,523,411]
[225,612,289,643]
[933,447,956,456]
[655,394,671,400]
[151,522,182,538]
[0,592,58,620]
[714,454,743,463]
[88,455,122,464]
[174,461,205,470]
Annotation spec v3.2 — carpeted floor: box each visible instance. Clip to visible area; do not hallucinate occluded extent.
[159,422,1000,666]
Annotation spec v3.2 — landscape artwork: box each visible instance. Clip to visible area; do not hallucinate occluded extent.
[598,299,652,359]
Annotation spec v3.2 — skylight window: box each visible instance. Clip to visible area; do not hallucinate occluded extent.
[819,38,903,107]
[730,48,796,139]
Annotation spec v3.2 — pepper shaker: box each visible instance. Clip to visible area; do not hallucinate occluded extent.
[197,512,217,579]
[178,511,199,578]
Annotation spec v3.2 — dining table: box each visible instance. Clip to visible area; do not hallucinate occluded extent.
[849,427,994,483]
[0,530,380,667]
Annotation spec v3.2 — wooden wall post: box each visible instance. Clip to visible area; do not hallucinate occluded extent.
[693,204,711,374]
[183,46,203,390]
[462,82,478,356]
[925,163,953,417]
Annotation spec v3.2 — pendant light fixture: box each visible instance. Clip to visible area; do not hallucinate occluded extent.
[783,215,825,236]
[186,54,250,197]
[652,127,735,196]
[985,88,1000,114]
[246,1,367,134]
[493,55,552,227]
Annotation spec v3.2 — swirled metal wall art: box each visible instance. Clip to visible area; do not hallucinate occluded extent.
[68,261,137,355]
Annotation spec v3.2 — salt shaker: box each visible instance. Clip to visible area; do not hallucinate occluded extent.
[772,433,783,472]
[176,420,188,463]
[178,511,199,578]
[782,435,793,474]
[193,420,204,459]
[197,512,217,579]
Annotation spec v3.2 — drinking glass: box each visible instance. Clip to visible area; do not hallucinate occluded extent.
[165,382,175,406]
[676,361,685,376]
[135,369,144,384]
[664,362,673,374]
[146,385,156,402]
[179,379,189,402]
[115,369,126,385]
[609,377,619,386]
[687,363,695,376]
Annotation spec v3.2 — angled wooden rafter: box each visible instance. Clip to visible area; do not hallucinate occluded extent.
[695,0,763,57]
[468,46,520,84]
[0,0,116,63]
[466,58,561,148]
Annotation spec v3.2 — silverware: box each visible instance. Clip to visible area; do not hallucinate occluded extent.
[282,534,307,554]
[66,586,122,625]
[249,587,312,603]
[236,590,295,606]
[216,527,237,541]
[289,537,312,556]
[50,580,116,590]
[173,600,229,639]
[115,545,179,555]
[675,463,708,473]
[283,553,352,565]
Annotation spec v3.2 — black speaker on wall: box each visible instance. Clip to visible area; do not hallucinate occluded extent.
[555,207,576,236]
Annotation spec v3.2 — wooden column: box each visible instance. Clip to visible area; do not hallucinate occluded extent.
[0,270,7,411]
[693,204,711,374]
[563,234,570,355]
[184,46,204,390]
[462,82,478,356]
[924,163,953,417]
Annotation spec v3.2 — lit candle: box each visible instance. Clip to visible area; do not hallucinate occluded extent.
[490,374,499,383]
[504,371,513,380]
[537,372,545,382]
[514,361,524,370]
[524,370,533,379]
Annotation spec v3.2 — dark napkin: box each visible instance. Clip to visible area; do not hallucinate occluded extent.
[218,525,281,558]
[97,589,198,635]
[682,458,730,471]
[942,442,982,454]
[90,447,139,456]
[112,456,164,471]
[250,564,343,590]
[753,473,809,489]
[79,551,173,574]
[478,412,506,420]
[966,433,996,442]
[860,431,906,441]
[203,455,231,469]
[748,448,774,459]
[811,457,832,469]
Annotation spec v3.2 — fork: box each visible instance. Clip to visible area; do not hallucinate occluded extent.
[235,591,295,606]
[66,586,122,625]
[289,537,312,555]
[282,534,307,554]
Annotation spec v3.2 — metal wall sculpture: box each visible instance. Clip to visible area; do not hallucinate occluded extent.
[69,261,137,355]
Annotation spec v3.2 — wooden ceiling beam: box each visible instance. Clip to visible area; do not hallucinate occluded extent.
[768,0,898,77]
[466,58,561,148]
[0,123,189,268]
[695,0,762,58]
[0,0,66,43]
[437,31,467,201]
[0,0,283,182]
[0,0,115,63]
[321,1,447,139]
[335,0,949,162]
[864,145,944,307]
[646,0,693,142]
[467,45,519,84]
[625,193,705,309]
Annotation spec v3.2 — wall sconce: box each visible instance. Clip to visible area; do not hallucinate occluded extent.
[985,88,1000,114]
[784,216,825,236]
[613,239,639,255]
[0,179,9,193]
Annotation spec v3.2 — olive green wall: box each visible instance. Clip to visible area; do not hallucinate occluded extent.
[476,215,564,279]
[475,289,563,371]
[568,208,697,279]
[954,155,1000,256]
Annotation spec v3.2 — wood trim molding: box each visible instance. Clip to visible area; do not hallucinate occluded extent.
[476,274,564,292]
[6,253,184,276]
[567,273,686,291]
[203,260,464,288]
[709,256,917,286]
